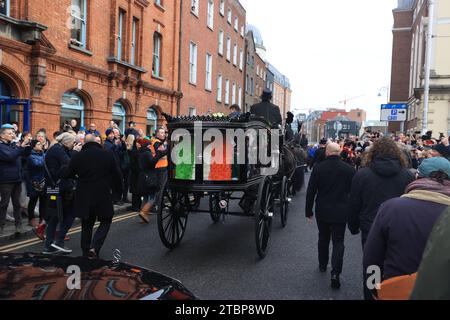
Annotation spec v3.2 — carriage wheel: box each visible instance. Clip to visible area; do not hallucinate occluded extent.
[209,193,225,223]
[157,188,189,250]
[254,177,273,259]
[280,176,289,228]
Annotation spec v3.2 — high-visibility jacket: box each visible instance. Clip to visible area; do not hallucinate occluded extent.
[149,138,168,169]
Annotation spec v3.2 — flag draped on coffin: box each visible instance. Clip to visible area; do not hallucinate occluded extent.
[206,140,233,181]
[175,141,196,180]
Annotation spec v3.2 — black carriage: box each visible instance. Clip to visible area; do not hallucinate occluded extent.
[157,114,293,259]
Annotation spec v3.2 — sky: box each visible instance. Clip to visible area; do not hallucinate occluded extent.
[240,0,398,121]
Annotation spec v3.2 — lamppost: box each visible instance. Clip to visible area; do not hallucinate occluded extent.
[378,86,390,102]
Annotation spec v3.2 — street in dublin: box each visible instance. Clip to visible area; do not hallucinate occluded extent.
[1,0,450,313]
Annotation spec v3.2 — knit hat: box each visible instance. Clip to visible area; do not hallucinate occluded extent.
[105,128,114,136]
[418,157,450,178]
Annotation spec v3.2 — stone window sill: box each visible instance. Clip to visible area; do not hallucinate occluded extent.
[68,43,93,56]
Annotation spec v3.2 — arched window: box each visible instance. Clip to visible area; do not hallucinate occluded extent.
[146,108,158,137]
[112,102,126,133]
[0,78,11,98]
[61,92,84,130]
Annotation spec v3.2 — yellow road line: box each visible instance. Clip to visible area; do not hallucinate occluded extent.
[0,212,139,252]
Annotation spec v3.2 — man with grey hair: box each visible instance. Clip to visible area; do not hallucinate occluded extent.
[306,142,355,290]
[42,132,79,255]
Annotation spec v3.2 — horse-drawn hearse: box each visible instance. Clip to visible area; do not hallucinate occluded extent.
[157,113,297,259]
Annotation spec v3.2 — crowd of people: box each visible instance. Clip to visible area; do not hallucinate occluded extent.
[0,120,168,257]
[305,130,450,299]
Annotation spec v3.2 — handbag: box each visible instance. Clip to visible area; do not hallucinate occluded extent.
[140,171,158,190]
[31,179,46,193]
[43,155,64,222]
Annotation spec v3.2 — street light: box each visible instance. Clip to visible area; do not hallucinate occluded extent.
[378,86,390,102]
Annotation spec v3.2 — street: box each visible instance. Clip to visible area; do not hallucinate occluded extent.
[1,174,363,300]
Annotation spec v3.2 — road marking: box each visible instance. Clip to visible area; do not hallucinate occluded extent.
[0,212,140,253]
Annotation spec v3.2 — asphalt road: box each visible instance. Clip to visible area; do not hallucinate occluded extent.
[2,173,364,300]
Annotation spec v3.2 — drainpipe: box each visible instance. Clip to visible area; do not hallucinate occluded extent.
[176,0,183,116]
[422,0,435,135]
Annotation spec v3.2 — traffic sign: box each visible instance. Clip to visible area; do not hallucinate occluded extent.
[381,104,407,122]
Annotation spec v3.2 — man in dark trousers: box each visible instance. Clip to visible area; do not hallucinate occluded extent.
[63,135,123,258]
[250,89,282,128]
[306,142,356,289]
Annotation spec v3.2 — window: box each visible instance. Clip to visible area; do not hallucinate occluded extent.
[155,0,163,6]
[218,30,224,55]
[233,44,237,66]
[225,80,230,105]
[70,0,87,48]
[226,37,231,61]
[153,33,162,77]
[245,75,249,93]
[61,92,85,130]
[232,83,236,104]
[234,17,238,32]
[189,42,198,84]
[117,9,125,61]
[188,107,197,116]
[146,108,158,136]
[217,75,223,102]
[238,86,242,107]
[241,25,244,37]
[227,8,231,24]
[219,0,224,16]
[205,54,212,90]
[112,102,127,133]
[207,0,214,29]
[256,65,259,76]
[191,0,199,16]
[239,49,243,70]
[250,77,254,95]
[131,18,139,65]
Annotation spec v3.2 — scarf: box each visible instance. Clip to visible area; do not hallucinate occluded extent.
[402,179,450,206]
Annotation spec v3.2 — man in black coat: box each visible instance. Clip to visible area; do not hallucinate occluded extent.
[312,139,328,167]
[63,137,123,258]
[306,143,356,289]
[250,89,282,128]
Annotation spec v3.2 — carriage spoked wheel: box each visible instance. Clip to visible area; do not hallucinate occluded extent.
[255,176,274,259]
[280,176,290,228]
[209,193,225,223]
[157,188,189,250]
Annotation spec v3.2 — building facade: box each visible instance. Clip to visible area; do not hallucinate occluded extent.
[391,0,450,136]
[179,0,246,116]
[0,0,181,136]
[268,63,291,118]
[244,30,266,111]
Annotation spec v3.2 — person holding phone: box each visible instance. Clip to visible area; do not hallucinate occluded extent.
[0,124,32,236]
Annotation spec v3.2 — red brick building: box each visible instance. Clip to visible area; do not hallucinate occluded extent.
[0,0,180,136]
[179,0,246,116]
[244,30,266,112]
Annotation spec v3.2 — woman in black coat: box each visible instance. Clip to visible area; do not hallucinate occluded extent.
[63,140,123,258]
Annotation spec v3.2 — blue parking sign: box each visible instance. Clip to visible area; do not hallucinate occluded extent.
[391,110,398,116]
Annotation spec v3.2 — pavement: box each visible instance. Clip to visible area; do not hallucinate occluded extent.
[0,174,365,300]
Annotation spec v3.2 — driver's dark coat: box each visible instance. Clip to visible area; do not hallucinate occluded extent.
[250,100,282,128]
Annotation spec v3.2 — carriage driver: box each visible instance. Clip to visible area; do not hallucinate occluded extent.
[238,89,283,213]
[250,89,283,128]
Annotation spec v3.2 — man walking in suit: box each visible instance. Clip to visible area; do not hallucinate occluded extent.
[305,143,356,289]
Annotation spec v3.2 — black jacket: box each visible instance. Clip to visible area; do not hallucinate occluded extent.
[305,156,356,223]
[63,142,123,219]
[348,156,415,236]
[250,100,282,128]
[44,143,76,193]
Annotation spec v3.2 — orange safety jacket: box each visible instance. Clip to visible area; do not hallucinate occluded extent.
[149,138,168,169]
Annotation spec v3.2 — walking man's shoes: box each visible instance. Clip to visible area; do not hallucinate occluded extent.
[331,274,341,290]
[319,265,327,273]
[51,243,73,254]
